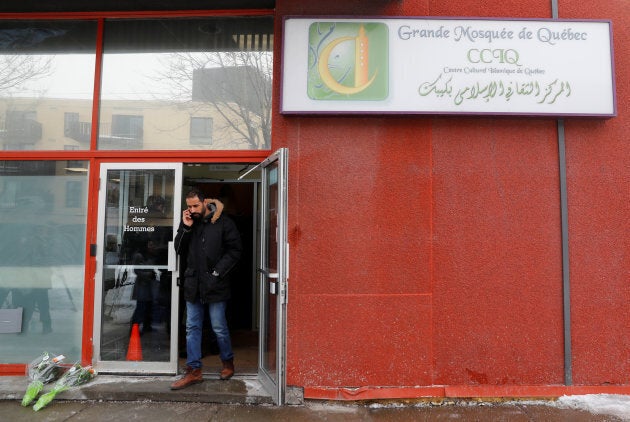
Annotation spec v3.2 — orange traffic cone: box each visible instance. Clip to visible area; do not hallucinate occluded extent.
[126,323,143,361]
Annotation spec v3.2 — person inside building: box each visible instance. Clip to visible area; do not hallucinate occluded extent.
[170,189,242,390]
[126,196,171,336]
[129,237,160,335]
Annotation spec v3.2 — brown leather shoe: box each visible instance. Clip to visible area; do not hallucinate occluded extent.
[220,359,234,380]
[170,367,203,390]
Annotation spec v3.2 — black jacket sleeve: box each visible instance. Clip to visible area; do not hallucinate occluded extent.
[174,221,191,257]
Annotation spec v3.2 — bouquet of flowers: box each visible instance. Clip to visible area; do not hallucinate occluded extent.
[33,363,96,411]
[21,352,65,407]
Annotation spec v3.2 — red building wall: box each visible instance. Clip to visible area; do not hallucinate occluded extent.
[561,0,630,385]
[274,0,629,396]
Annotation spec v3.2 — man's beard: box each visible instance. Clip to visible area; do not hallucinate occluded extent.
[190,212,203,221]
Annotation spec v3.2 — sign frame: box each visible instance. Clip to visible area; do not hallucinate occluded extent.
[281,16,616,117]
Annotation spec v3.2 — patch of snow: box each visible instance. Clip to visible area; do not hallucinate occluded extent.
[306,402,361,414]
[556,394,630,421]
[87,375,164,385]
[363,396,630,421]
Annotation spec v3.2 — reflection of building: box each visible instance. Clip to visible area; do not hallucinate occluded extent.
[0,110,42,148]
[0,98,91,150]
[0,94,266,150]
[193,65,271,116]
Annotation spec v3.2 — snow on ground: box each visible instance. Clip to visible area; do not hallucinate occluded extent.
[362,394,630,421]
[555,394,630,421]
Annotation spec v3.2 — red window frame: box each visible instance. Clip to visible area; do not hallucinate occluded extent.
[0,8,273,375]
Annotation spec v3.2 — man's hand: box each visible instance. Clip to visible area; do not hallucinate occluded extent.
[182,209,193,227]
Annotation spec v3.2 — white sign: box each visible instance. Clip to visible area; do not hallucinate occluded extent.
[281,18,615,116]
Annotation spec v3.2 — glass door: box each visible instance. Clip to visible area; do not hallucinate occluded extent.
[93,163,182,373]
[255,149,288,404]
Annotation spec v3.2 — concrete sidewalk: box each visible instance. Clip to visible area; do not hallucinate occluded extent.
[0,374,274,405]
[0,375,626,421]
[0,398,625,421]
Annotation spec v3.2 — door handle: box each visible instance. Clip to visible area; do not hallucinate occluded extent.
[257,268,279,279]
[258,268,279,294]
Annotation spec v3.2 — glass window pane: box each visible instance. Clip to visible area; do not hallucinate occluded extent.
[98,17,273,151]
[0,20,97,151]
[100,169,175,362]
[0,160,88,363]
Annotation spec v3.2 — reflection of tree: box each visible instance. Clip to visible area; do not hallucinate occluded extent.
[0,55,53,147]
[159,51,272,149]
[0,55,53,95]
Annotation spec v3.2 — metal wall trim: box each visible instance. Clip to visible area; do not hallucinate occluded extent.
[552,0,573,386]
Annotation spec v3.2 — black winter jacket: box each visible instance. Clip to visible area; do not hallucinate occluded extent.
[174,214,242,304]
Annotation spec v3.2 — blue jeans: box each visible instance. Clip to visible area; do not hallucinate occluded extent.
[185,300,233,368]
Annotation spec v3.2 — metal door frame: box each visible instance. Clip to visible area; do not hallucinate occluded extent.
[242,148,288,404]
[93,162,182,374]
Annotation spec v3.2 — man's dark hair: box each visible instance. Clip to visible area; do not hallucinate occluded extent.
[186,188,205,201]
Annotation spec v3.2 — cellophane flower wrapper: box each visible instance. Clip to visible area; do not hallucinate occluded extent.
[21,380,43,407]
[21,352,65,407]
[33,363,96,411]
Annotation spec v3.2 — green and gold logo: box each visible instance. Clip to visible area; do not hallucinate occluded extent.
[308,22,388,101]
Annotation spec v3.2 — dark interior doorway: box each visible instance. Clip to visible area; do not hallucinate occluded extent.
[179,163,259,376]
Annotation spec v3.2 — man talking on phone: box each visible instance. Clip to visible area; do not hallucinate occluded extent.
[171,188,242,390]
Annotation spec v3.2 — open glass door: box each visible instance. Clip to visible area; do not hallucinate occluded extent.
[93,163,182,373]
[254,148,288,405]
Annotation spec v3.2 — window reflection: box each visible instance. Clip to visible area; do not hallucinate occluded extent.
[0,21,97,151]
[0,18,273,152]
[0,161,88,363]
[98,18,273,151]
[100,169,175,362]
